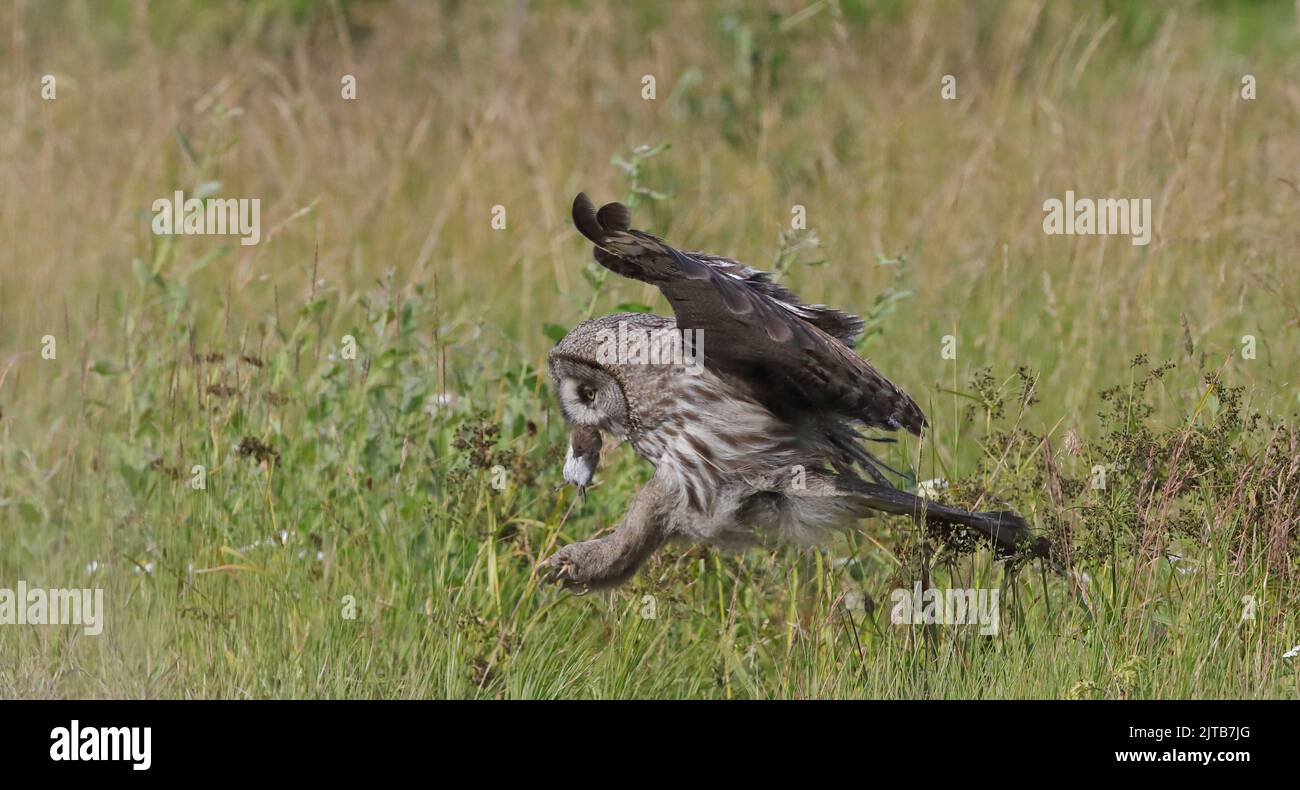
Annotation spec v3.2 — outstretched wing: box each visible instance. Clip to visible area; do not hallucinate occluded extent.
[572,192,926,437]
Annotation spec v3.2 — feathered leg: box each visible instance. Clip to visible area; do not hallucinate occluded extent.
[540,471,671,591]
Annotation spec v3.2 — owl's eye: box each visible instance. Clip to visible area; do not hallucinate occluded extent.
[579,385,597,404]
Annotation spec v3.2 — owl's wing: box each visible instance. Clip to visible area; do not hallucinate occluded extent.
[572,192,926,436]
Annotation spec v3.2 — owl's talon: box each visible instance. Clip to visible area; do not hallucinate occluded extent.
[540,552,576,586]
[540,546,600,593]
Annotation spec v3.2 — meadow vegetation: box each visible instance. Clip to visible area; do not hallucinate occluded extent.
[1,0,1297,697]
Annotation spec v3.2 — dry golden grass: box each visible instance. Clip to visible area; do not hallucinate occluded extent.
[1,0,1298,698]
[4,1,1297,447]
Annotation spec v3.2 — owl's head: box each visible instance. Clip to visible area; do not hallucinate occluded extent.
[548,355,630,437]
[547,313,670,440]
[547,312,676,439]
[549,348,625,493]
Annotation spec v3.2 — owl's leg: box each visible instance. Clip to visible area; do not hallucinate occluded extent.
[541,473,670,591]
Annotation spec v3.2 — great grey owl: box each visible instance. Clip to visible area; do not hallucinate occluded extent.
[541,193,1041,590]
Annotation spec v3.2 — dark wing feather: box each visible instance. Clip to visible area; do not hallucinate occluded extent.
[571,192,926,435]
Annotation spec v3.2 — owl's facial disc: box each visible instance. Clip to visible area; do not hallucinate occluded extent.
[550,354,631,440]
[557,374,622,432]
[558,377,595,423]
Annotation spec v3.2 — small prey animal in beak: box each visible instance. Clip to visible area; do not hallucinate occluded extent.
[563,425,602,498]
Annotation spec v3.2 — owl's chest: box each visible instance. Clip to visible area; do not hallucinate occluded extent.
[628,371,809,498]
[629,430,673,465]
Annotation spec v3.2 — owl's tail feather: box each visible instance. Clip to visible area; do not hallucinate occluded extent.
[836,477,1051,560]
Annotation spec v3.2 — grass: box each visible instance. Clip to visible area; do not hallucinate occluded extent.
[1,0,1298,698]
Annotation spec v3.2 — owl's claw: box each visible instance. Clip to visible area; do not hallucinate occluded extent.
[539,550,590,594]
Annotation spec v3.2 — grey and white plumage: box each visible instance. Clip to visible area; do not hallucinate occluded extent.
[541,193,1042,590]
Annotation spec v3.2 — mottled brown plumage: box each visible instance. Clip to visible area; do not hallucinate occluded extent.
[540,194,1039,591]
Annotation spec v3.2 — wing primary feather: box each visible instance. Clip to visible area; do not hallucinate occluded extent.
[572,192,604,242]
[757,300,795,342]
[829,425,904,483]
[717,279,755,315]
[570,192,929,438]
[665,245,713,281]
[597,202,631,232]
